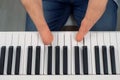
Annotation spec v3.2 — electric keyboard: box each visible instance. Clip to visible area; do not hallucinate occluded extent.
[0,31,120,80]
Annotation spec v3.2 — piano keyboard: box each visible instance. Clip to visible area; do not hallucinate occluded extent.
[0,31,120,80]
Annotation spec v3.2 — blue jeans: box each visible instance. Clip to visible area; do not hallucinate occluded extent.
[26,0,118,31]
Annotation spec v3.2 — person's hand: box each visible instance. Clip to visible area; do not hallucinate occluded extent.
[40,31,53,45]
[21,0,53,45]
[38,26,53,45]
[76,0,108,41]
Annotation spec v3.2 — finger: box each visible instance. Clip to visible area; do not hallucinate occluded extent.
[38,28,53,45]
[76,19,93,42]
[76,25,89,42]
[76,30,85,42]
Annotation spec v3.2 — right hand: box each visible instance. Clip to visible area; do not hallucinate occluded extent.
[38,27,53,45]
[21,0,53,45]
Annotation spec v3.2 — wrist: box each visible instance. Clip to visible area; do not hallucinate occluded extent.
[82,16,96,27]
[79,18,94,33]
[37,22,50,32]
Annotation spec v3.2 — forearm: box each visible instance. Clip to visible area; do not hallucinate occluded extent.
[80,0,108,32]
[76,0,108,41]
[21,0,48,32]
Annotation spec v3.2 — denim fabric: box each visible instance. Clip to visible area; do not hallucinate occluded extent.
[26,0,118,31]
[114,0,119,6]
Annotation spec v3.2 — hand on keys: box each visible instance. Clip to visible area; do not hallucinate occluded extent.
[38,27,53,45]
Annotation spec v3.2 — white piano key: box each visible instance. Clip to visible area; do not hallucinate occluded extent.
[24,32,32,75]
[71,32,77,75]
[31,32,38,75]
[58,32,64,75]
[11,32,19,75]
[1,75,120,80]
[103,32,111,74]
[37,33,44,75]
[18,32,25,75]
[4,32,13,75]
[97,32,104,74]
[78,34,83,75]
[65,32,72,75]
[51,32,58,75]
[44,45,48,75]
[84,32,92,74]
[90,32,97,74]
[0,32,6,46]
[116,32,120,74]
[110,32,120,74]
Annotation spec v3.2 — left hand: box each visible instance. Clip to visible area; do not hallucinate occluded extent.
[76,0,108,41]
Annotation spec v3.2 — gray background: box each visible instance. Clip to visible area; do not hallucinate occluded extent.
[0,0,120,31]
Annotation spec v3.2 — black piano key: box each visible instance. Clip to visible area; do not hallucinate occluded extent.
[15,46,21,75]
[110,46,116,74]
[63,46,68,75]
[27,46,33,75]
[94,46,100,75]
[102,46,108,74]
[75,46,80,75]
[55,46,60,75]
[7,46,13,75]
[35,46,41,75]
[0,46,6,75]
[47,46,52,75]
[82,46,88,75]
